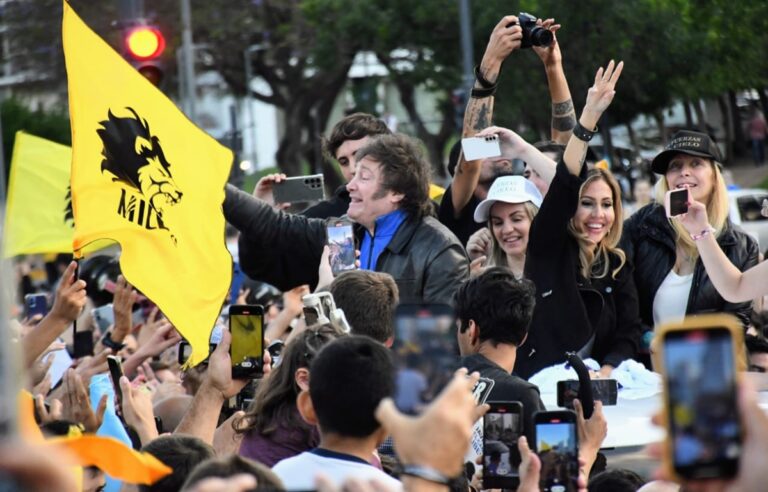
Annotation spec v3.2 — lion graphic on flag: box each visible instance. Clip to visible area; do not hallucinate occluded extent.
[97,107,183,234]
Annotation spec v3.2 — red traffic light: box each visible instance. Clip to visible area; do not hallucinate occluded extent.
[125,26,165,60]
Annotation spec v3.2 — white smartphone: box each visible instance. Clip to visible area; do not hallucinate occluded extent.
[462,135,501,161]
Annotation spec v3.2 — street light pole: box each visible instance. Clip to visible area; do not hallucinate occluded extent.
[244,45,263,168]
[458,0,475,94]
[180,0,196,121]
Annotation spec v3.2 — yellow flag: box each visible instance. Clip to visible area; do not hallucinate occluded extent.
[2,132,74,257]
[63,2,233,365]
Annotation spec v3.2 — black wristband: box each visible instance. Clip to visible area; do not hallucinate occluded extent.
[470,86,496,99]
[474,65,497,89]
[101,331,126,351]
[400,465,453,486]
[573,121,598,142]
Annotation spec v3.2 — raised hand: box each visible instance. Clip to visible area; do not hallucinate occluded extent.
[475,126,530,160]
[583,60,624,120]
[532,18,562,67]
[60,369,108,433]
[49,261,87,325]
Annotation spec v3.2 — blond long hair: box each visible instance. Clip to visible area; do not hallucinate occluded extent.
[568,169,627,279]
[655,160,729,261]
[486,202,540,268]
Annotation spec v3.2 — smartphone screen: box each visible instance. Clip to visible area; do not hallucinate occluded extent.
[107,355,124,410]
[327,222,356,276]
[557,379,618,408]
[178,341,217,366]
[483,402,523,489]
[667,188,689,217]
[391,304,457,414]
[663,328,741,479]
[92,305,115,332]
[229,305,264,379]
[73,331,95,359]
[534,411,579,492]
[24,294,48,319]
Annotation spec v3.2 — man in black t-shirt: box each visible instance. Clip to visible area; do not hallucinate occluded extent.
[454,267,544,441]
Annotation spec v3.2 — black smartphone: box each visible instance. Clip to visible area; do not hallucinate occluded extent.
[327,221,356,276]
[73,330,94,359]
[107,355,124,410]
[534,410,579,492]
[272,174,325,204]
[24,293,48,319]
[229,304,265,379]
[177,341,217,366]
[391,304,457,415]
[661,326,741,480]
[557,379,618,409]
[666,188,689,217]
[483,401,523,489]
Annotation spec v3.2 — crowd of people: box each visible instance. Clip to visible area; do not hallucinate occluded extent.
[5,13,768,492]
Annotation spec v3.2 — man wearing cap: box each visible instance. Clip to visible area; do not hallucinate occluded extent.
[466,175,543,279]
[620,130,759,349]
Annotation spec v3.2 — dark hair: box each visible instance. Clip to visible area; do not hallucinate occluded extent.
[182,455,284,491]
[454,267,536,347]
[324,113,391,160]
[235,325,343,438]
[309,336,395,438]
[355,134,433,219]
[746,334,768,356]
[330,270,399,343]
[587,468,645,492]
[750,310,768,338]
[533,141,565,162]
[140,435,215,492]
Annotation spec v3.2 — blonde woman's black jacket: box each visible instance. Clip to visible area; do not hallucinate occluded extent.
[517,163,642,379]
[620,203,759,332]
[222,185,469,305]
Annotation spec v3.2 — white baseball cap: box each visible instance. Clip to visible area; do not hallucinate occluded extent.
[473,175,543,223]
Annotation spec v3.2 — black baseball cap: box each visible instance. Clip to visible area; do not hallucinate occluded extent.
[651,130,723,174]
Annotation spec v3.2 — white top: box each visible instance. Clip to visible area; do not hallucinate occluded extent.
[272,450,403,491]
[653,269,694,328]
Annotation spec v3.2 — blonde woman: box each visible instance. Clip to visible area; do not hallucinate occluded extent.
[621,130,759,342]
[466,175,543,279]
[515,61,642,379]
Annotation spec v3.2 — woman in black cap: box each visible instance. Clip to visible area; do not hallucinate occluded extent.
[621,129,759,356]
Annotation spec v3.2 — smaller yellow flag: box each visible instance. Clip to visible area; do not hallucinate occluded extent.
[3,132,73,257]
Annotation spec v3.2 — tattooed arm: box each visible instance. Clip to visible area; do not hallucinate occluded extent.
[451,15,522,217]
[532,19,576,144]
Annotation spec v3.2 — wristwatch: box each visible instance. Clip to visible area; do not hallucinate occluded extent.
[400,465,453,486]
[573,121,598,142]
[100,331,126,351]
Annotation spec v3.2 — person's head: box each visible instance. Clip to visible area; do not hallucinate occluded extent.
[153,395,193,434]
[325,113,391,183]
[652,130,729,259]
[473,176,542,265]
[746,334,768,373]
[476,157,514,201]
[329,270,399,345]
[454,267,536,355]
[632,178,653,206]
[588,468,645,492]
[140,435,215,492]
[235,325,343,436]
[347,134,432,230]
[298,336,394,441]
[568,168,626,280]
[181,455,284,491]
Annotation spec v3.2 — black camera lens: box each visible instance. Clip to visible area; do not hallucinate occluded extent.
[530,26,553,47]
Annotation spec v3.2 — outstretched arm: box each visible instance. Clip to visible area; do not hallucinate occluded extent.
[533,18,576,144]
[474,126,556,186]
[451,15,522,216]
[563,60,624,176]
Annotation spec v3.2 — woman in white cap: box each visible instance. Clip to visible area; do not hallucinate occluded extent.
[512,60,642,379]
[621,128,759,350]
[467,175,543,279]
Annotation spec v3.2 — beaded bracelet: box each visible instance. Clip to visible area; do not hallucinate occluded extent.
[691,226,716,241]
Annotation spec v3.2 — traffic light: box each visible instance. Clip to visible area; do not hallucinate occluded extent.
[123,24,165,86]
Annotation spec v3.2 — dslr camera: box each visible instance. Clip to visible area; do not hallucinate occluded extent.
[510,12,553,49]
